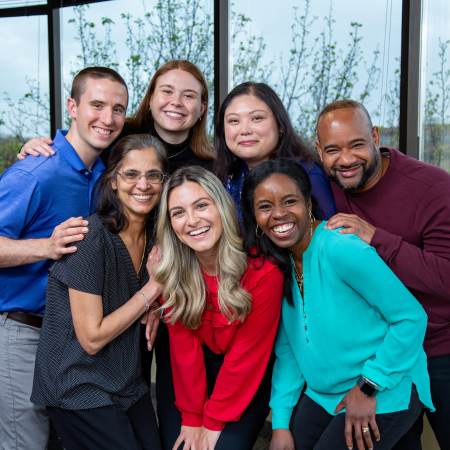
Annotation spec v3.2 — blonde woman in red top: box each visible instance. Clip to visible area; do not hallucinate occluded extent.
[152,166,283,450]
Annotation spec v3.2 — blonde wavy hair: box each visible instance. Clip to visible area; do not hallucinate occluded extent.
[154,166,251,329]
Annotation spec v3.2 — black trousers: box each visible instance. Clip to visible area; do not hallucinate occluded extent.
[153,324,273,450]
[412,353,450,449]
[47,393,162,450]
[290,387,424,450]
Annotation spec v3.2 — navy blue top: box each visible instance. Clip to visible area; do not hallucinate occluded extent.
[225,161,337,221]
[0,130,105,314]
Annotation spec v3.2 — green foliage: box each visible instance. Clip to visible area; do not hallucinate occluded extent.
[0,137,21,175]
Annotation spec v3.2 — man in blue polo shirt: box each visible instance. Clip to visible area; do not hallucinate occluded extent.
[0,67,128,450]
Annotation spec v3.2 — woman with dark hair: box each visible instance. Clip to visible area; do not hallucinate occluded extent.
[240,158,434,450]
[30,135,168,450]
[214,82,336,220]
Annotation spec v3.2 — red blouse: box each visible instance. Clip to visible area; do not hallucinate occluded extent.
[166,256,283,431]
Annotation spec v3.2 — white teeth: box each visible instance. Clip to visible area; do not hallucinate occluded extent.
[189,227,210,236]
[132,195,152,200]
[94,127,112,135]
[273,223,294,233]
[165,112,184,118]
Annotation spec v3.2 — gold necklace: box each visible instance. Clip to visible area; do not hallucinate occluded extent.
[119,230,147,279]
[290,219,313,295]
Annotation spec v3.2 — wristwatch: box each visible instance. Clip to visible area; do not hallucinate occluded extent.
[357,376,379,397]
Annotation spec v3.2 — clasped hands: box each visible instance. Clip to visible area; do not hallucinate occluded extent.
[173,425,222,450]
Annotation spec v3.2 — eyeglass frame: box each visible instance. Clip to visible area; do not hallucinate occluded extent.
[116,171,166,185]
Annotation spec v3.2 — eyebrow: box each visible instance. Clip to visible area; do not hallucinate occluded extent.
[159,84,199,95]
[88,99,127,110]
[225,109,267,118]
[323,137,366,151]
[169,197,211,213]
[256,194,298,205]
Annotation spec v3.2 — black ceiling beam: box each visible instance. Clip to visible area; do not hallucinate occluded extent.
[0,0,108,18]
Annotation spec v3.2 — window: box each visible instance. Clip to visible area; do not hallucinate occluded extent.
[60,0,214,132]
[0,14,49,172]
[231,0,402,147]
[419,0,450,171]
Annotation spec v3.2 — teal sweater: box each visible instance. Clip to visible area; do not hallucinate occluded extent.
[270,222,434,430]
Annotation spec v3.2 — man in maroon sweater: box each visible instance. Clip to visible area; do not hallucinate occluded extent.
[315,100,450,449]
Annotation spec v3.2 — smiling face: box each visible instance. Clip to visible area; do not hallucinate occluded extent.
[254,173,311,252]
[316,108,381,191]
[150,69,206,143]
[111,147,164,221]
[168,181,224,262]
[224,95,280,169]
[67,77,127,154]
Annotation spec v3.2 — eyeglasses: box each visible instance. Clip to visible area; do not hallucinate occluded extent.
[116,171,166,184]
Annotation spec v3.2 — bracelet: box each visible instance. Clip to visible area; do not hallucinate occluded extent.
[138,290,149,311]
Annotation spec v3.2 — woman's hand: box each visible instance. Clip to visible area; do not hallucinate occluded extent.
[17,137,54,160]
[146,244,163,276]
[141,302,160,350]
[269,429,295,450]
[199,427,221,450]
[172,425,202,450]
[334,384,380,450]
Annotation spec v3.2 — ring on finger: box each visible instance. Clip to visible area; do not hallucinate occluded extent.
[362,427,370,433]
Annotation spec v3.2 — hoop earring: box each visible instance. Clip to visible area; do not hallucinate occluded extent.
[255,224,264,238]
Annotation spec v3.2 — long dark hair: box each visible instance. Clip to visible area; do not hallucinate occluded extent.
[214,82,320,183]
[241,158,319,306]
[96,135,169,233]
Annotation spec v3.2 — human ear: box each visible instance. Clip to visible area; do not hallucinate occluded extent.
[67,98,77,120]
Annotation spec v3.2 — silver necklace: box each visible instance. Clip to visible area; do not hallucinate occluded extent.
[168,145,189,159]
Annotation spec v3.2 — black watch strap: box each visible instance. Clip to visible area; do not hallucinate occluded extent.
[357,376,378,397]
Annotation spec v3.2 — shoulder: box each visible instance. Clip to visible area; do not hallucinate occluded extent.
[389,148,450,188]
[316,225,373,263]
[242,255,283,291]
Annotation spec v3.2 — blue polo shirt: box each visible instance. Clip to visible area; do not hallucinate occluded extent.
[0,130,105,314]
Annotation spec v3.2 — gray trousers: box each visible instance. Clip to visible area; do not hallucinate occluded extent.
[0,313,49,450]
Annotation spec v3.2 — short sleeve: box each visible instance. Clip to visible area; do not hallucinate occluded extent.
[0,169,40,238]
[49,229,105,295]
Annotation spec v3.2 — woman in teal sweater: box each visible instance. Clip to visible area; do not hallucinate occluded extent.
[241,158,434,450]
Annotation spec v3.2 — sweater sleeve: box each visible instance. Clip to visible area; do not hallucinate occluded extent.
[167,320,209,428]
[330,234,428,392]
[370,180,450,300]
[202,265,283,431]
[270,313,305,430]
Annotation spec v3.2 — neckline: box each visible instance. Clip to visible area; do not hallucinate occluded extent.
[149,119,192,154]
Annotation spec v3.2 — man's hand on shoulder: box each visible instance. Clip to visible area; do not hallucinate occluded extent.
[324,213,376,245]
[44,217,89,260]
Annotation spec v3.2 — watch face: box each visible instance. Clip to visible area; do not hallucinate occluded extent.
[360,382,377,397]
[357,377,377,397]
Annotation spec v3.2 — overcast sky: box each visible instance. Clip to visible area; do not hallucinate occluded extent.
[1,0,449,136]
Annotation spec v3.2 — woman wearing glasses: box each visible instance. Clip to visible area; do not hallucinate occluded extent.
[31,135,168,450]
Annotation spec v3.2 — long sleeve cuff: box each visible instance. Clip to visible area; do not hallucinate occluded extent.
[271,408,293,430]
[181,411,203,428]
[202,414,226,431]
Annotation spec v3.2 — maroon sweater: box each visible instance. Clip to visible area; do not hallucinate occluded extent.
[331,148,450,358]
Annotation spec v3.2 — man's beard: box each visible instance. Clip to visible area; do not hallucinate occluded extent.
[325,146,381,191]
